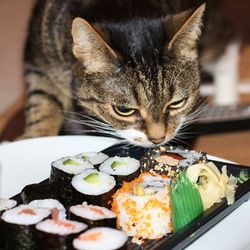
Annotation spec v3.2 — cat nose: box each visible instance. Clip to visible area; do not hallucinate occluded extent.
[149,137,165,145]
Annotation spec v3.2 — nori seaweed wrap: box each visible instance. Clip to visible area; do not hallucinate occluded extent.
[69,202,116,228]
[35,218,87,250]
[1,205,50,250]
[71,169,116,209]
[99,156,140,187]
[49,156,93,208]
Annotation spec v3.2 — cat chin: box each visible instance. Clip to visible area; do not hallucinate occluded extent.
[115,128,173,148]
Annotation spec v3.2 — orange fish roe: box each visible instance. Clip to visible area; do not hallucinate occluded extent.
[18,208,36,215]
[79,232,102,241]
[54,220,76,229]
[112,172,172,242]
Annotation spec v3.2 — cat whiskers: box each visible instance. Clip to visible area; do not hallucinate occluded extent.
[62,111,120,137]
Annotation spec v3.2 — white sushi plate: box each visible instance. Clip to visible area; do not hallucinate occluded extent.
[0,135,249,250]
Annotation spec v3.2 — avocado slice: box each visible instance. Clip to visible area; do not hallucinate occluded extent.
[83,173,100,184]
[63,159,80,166]
[82,155,89,161]
[111,161,126,170]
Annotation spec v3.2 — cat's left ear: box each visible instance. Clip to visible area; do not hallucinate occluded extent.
[165,4,206,60]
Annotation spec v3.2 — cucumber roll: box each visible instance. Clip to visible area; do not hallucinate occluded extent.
[99,156,140,186]
[76,152,109,166]
[29,199,66,219]
[71,169,116,208]
[73,227,128,250]
[50,156,93,208]
[0,198,17,247]
[1,204,50,250]
[35,218,87,250]
[69,202,116,228]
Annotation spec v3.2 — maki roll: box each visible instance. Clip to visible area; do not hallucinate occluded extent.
[1,204,50,249]
[0,198,17,247]
[29,199,66,219]
[69,202,116,228]
[21,181,58,203]
[71,169,116,208]
[35,218,87,250]
[73,227,128,250]
[76,152,109,166]
[141,145,207,176]
[112,172,172,242]
[0,198,17,214]
[50,156,93,207]
[99,156,140,186]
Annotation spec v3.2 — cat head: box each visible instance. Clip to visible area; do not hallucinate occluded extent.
[71,4,205,147]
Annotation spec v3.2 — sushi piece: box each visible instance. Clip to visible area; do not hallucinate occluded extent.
[73,227,128,250]
[29,199,66,219]
[21,182,58,203]
[0,198,17,215]
[71,169,116,208]
[99,156,140,186]
[50,156,93,208]
[141,145,207,176]
[1,204,50,249]
[69,202,116,228]
[35,218,87,250]
[76,152,109,166]
[112,172,172,242]
[0,198,17,247]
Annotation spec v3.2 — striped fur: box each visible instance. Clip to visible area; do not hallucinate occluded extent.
[23,0,232,146]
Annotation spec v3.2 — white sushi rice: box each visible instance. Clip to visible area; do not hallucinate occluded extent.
[0,198,17,212]
[1,205,51,225]
[29,199,66,219]
[36,218,87,235]
[52,156,93,174]
[72,169,116,195]
[99,156,140,176]
[76,152,109,165]
[73,227,127,250]
[70,202,116,221]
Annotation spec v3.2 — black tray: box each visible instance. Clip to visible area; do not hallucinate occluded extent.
[1,143,250,250]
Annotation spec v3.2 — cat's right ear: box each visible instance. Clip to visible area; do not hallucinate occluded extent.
[72,17,119,73]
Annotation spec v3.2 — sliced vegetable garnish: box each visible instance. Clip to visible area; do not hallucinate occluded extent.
[170,171,204,232]
[237,170,249,183]
[111,161,126,170]
[63,159,80,166]
[83,173,100,184]
[133,185,145,196]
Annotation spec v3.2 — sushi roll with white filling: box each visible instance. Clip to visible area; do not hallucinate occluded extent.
[35,218,87,250]
[0,198,17,246]
[29,199,66,219]
[50,156,93,207]
[0,198,17,214]
[141,145,207,176]
[76,152,109,166]
[1,204,50,249]
[73,227,128,250]
[69,202,116,228]
[71,169,116,208]
[99,156,140,186]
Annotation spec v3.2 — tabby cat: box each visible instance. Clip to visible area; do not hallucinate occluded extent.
[23,0,235,147]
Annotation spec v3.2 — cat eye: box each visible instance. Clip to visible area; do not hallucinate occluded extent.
[113,106,136,116]
[168,98,187,110]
